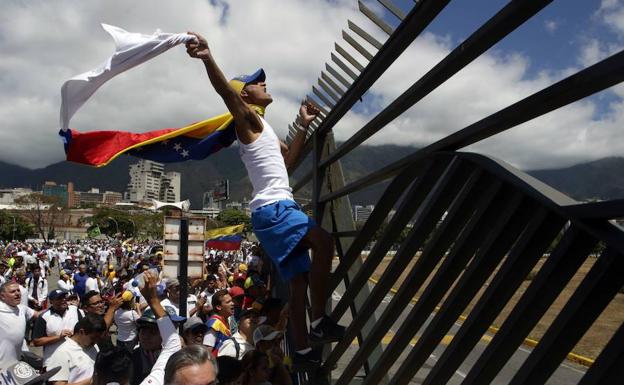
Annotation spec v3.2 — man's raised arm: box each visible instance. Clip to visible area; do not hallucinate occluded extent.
[185,32,261,144]
[283,101,320,174]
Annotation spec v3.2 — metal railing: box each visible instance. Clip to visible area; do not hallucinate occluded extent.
[286,0,624,383]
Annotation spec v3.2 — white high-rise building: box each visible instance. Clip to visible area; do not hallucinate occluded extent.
[127,160,180,203]
[354,204,375,223]
[161,172,181,203]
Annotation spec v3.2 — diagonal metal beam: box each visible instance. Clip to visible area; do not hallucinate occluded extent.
[348,20,383,50]
[320,0,555,171]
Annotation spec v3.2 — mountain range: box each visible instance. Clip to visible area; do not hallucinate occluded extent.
[1,145,623,209]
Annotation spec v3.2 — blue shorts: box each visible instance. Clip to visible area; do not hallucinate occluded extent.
[251,200,316,280]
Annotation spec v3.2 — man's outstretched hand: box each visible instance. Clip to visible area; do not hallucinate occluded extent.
[186,32,211,60]
[299,100,320,127]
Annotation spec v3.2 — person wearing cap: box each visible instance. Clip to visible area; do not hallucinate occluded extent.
[46,313,108,385]
[32,289,82,369]
[72,264,88,299]
[186,33,345,366]
[0,281,38,369]
[181,316,209,346]
[137,270,183,385]
[253,324,293,378]
[114,291,142,351]
[57,271,74,295]
[0,361,61,385]
[130,308,161,385]
[218,308,258,360]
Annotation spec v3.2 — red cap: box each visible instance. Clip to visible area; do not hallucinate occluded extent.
[229,286,245,298]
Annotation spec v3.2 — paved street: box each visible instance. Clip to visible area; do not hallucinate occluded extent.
[329,278,587,384]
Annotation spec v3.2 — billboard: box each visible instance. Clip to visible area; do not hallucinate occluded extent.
[212,180,229,202]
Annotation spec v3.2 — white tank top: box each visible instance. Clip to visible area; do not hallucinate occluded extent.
[238,117,294,210]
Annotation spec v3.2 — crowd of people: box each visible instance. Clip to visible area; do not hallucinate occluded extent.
[0,239,324,385]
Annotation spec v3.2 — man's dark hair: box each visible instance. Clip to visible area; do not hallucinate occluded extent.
[164,345,217,385]
[216,356,242,384]
[82,290,101,307]
[74,313,106,334]
[211,289,229,310]
[94,346,133,385]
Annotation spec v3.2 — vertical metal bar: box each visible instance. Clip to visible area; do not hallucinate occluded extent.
[348,20,384,50]
[509,247,624,385]
[362,187,523,385]
[342,30,375,61]
[577,323,624,385]
[312,86,336,108]
[331,156,461,320]
[422,211,566,385]
[358,0,394,35]
[318,78,341,103]
[462,227,597,385]
[393,197,535,385]
[326,63,352,89]
[335,43,366,72]
[324,166,489,371]
[306,94,330,115]
[331,53,359,81]
[378,0,407,20]
[321,72,346,97]
[328,159,435,293]
[334,172,504,385]
[178,217,188,325]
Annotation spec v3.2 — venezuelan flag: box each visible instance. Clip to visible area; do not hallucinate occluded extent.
[206,235,242,251]
[59,106,264,167]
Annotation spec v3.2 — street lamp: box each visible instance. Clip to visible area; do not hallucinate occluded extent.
[12,217,16,241]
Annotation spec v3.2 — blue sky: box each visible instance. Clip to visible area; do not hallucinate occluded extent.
[0,0,622,170]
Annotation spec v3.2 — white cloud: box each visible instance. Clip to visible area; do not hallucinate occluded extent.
[1,0,623,173]
[598,0,624,34]
[544,19,559,34]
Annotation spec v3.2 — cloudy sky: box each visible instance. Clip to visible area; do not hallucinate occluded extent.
[1,0,623,170]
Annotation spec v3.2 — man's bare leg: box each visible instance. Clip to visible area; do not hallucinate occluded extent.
[300,225,334,322]
[290,273,309,350]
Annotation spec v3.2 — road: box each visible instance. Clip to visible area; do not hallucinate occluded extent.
[329,279,587,384]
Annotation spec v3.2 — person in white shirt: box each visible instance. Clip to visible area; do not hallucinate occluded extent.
[47,313,108,385]
[84,268,100,293]
[0,281,37,369]
[32,290,82,368]
[57,271,74,294]
[218,308,258,360]
[139,270,183,385]
[114,291,141,351]
[25,265,48,310]
[185,33,344,366]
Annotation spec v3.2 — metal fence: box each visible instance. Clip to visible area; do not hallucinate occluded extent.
[287,0,624,384]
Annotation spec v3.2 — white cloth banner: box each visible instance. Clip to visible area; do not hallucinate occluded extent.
[60,24,195,131]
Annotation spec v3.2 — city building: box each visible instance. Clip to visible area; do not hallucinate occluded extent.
[42,181,68,206]
[127,160,180,203]
[80,188,103,205]
[354,204,375,223]
[160,172,181,203]
[0,188,33,204]
[103,191,123,205]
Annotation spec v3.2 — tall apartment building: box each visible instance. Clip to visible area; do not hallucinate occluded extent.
[353,204,375,223]
[127,160,180,203]
[160,172,181,203]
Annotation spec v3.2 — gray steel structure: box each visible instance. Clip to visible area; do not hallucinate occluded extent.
[281,0,624,384]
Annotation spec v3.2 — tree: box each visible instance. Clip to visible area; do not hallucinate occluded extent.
[0,211,34,241]
[14,193,66,243]
[81,207,164,240]
[216,209,251,232]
